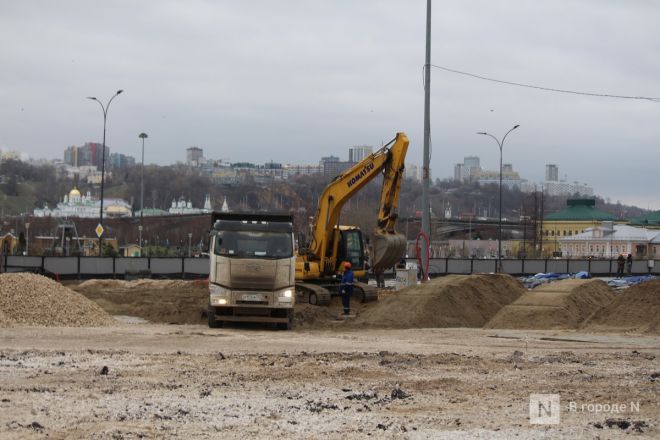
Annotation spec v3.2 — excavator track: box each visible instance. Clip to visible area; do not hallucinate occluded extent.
[354,281,379,303]
[296,282,332,306]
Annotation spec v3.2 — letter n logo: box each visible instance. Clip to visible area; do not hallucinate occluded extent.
[529,394,560,424]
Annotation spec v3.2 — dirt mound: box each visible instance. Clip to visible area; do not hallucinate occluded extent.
[0,273,115,327]
[349,274,524,329]
[485,279,614,330]
[73,279,209,324]
[77,279,198,290]
[583,279,660,334]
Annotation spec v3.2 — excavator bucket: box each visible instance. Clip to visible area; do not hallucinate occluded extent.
[371,230,407,272]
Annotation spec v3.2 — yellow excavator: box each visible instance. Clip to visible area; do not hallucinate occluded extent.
[295,132,409,305]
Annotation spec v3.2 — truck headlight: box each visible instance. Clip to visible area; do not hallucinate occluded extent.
[210,284,230,305]
[277,288,294,303]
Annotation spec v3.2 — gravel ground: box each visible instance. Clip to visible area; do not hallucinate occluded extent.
[0,326,658,439]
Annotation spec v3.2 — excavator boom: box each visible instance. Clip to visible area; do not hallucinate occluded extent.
[306,132,409,274]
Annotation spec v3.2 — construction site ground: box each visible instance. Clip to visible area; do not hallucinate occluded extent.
[1,274,659,438]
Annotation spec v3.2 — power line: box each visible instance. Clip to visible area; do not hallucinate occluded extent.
[430,64,660,102]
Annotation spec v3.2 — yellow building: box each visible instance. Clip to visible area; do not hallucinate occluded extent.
[0,233,18,255]
[541,199,619,257]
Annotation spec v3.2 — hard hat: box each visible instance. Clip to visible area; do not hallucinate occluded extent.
[343,261,351,269]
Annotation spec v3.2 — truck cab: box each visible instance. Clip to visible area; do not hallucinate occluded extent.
[208,213,296,329]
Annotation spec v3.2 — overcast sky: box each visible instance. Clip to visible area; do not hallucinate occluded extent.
[1,1,658,208]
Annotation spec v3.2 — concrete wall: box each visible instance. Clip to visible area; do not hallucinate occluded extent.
[3,255,660,278]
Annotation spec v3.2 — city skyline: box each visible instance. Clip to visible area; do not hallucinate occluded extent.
[1,1,659,209]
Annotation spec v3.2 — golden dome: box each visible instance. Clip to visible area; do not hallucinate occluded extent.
[69,187,81,198]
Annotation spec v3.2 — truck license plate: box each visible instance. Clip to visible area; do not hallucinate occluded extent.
[242,294,263,302]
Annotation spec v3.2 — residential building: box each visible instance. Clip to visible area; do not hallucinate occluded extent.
[348,145,372,163]
[186,147,204,166]
[454,163,464,181]
[406,163,424,182]
[109,152,136,169]
[545,164,559,182]
[63,142,109,169]
[474,166,528,190]
[283,164,322,178]
[543,180,593,197]
[322,160,353,177]
[454,156,481,182]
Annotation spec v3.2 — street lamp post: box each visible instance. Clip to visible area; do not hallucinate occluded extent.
[138,133,148,220]
[24,222,30,256]
[87,90,124,255]
[138,132,148,250]
[477,125,520,271]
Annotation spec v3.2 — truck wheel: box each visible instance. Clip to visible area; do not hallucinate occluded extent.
[207,308,223,328]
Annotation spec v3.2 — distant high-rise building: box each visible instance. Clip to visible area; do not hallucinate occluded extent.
[348,145,372,163]
[64,146,80,167]
[322,160,353,177]
[543,181,593,197]
[63,142,109,169]
[502,163,513,173]
[406,164,423,182]
[545,164,559,182]
[453,156,481,182]
[454,163,464,181]
[186,147,204,166]
[109,152,136,169]
[319,155,339,167]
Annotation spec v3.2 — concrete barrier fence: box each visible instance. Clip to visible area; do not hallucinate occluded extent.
[3,255,659,279]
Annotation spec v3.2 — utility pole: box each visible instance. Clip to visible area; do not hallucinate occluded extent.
[421,0,432,281]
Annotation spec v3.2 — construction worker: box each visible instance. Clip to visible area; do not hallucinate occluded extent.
[340,261,354,315]
[616,254,625,278]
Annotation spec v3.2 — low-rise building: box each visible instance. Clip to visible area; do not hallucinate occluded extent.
[559,223,660,259]
[542,198,619,256]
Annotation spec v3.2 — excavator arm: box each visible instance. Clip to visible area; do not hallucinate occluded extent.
[307,132,409,274]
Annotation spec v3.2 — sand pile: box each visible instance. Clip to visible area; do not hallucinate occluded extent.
[349,274,524,329]
[73,279,208,324]
[0,273,116,327]
[0,309,15,327]
[583,279,660,334]
[485,279,614,330]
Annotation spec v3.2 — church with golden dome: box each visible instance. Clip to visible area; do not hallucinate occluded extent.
[33,187,132,218]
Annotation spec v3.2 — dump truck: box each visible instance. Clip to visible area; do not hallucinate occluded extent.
[207,212,295,329]
[295,132,409,305]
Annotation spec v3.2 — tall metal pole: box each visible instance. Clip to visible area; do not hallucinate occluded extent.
[477,125,519,271]
[421,0,432,281]
[139,132,148,250]
[498,142,503,264]
[87,90,123,255]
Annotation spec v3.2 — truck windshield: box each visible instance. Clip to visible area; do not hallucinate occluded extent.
[214,231,292,259]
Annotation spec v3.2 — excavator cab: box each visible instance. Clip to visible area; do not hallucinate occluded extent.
[336,227,366,274]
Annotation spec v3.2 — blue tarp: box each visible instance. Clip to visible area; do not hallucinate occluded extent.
[607,275,656,288]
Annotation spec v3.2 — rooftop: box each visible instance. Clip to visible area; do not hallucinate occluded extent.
[630,210,660,227]
[545,198,616,222]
